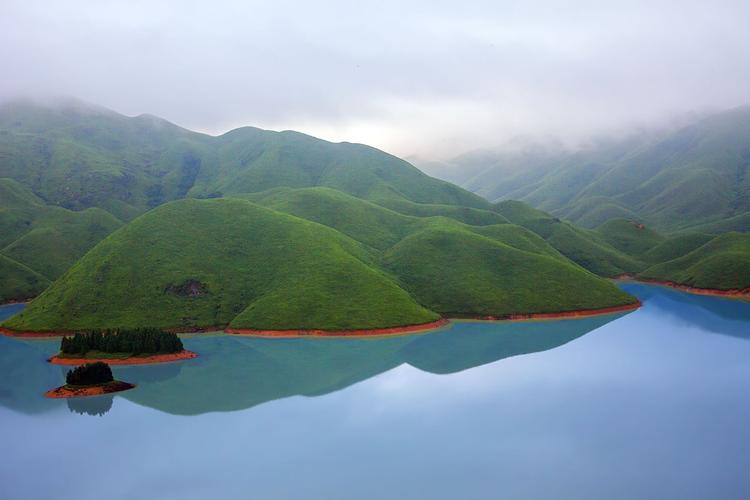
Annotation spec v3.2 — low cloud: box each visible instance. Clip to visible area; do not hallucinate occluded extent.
[1,0,749,157]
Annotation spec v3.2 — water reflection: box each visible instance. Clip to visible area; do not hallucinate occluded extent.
[122,314,623,415]
[0,313,625,416]
[2,284,748,418]
[67,395,113,416]
[620,283,750,339]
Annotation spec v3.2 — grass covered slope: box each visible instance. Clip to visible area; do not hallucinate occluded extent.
[493,200,643,276]
[4,193,639,332]
[594,219,664,256]
[5,198,437,332]
[383,222,636,316]
[0,98,487,217]
[439,107,750,232]
[0,254,50,302]
[0,178,122,293]
[639,233,750,290]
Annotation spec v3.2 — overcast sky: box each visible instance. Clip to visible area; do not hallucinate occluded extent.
[2,0,749,158]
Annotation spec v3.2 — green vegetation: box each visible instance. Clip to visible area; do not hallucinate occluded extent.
[65,362,113,386]
[0,178,122,299]
[440,107,750,233]
[0,254,50,302]
[4,198,439,331]
[594,219,664,256]
[0,99,487,218]
[382,221,635,316]
[3,193,636,332]
[59,328,184,357]
[639,233,750,290]
[641,233,715,264]
[0,99,493,299]
[493,201,643,276]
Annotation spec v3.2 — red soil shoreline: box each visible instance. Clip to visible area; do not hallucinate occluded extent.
[224,302,641,337]
[47,350,198,365]
[225,318,451,337]
[615,276,750,299]
[1,302,645,340]
[453,301,641,322]
[45,381,136,399]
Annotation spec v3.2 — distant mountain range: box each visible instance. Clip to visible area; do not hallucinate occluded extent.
[416,106,750,233]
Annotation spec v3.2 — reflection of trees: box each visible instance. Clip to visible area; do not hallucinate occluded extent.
[67,395,113,416]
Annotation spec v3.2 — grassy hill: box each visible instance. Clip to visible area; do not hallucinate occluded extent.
[4,198,438,331]
[493,201,644,276]
[594,219,664,256]
[0,178,122,286]
[639,233,750,290]
[0,98,487,218]
[0,98,496,301]
[0,254,50,303]
[3,194,637,332]
[437,107,750,232]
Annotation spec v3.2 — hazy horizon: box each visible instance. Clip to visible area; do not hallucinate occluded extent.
[2,1,749,159]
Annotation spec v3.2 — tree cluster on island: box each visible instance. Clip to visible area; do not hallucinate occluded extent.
[60,328,184,356]
[65,362,114,386]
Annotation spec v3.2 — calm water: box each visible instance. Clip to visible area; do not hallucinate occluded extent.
[1,284,749,500]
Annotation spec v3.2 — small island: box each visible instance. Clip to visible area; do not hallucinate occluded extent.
[45,362,135,399]
[48,327,197,365]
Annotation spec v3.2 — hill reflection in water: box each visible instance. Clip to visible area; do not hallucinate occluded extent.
[121,315,624,415]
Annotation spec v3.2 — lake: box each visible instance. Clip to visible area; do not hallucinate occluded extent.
[1,283,749,500]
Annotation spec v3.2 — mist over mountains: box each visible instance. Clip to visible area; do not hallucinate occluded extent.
[414,106,750,232]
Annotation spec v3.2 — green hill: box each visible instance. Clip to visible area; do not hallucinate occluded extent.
[0,254,50,303]
[594,219,664,257]
[4,198,438,331]
[640,233,715,264]
[493,200,643,276]
[639,233,750,290]
[0,99,496,300]
[437,107,750,232]
[382,221,635,316]
[0,178,122,284]
[3,195,636,332]
[0,98,487,218]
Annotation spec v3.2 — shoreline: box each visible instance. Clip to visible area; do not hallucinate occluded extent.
[225,302,641,337]
[225,318,451,338]
[615,276,750,299]
[48,350,198,365]
[0,302,646,340]
[44,381,136,399]
[450,301,641,323]
[0,299,30,306]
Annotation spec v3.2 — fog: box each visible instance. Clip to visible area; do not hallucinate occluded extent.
[1,0,749,158]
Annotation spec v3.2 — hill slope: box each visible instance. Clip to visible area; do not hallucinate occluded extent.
[639,233,750,290]
[3,195,637,332]
[437,107,750,232]
[4,198,438,331]
[0,178,122,283]
[0,98,495,301]
[0,98,487,218]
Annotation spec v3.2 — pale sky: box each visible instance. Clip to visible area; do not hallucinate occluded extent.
[2,0,749,157]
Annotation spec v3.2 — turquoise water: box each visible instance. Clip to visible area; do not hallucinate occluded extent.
[1,284,749,499]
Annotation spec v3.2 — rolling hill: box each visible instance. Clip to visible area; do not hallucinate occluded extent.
[639,232,750,290]
[3,195,637,332]
[0,98,487,219]
[432,107,750,232]
[0,98,496,300]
